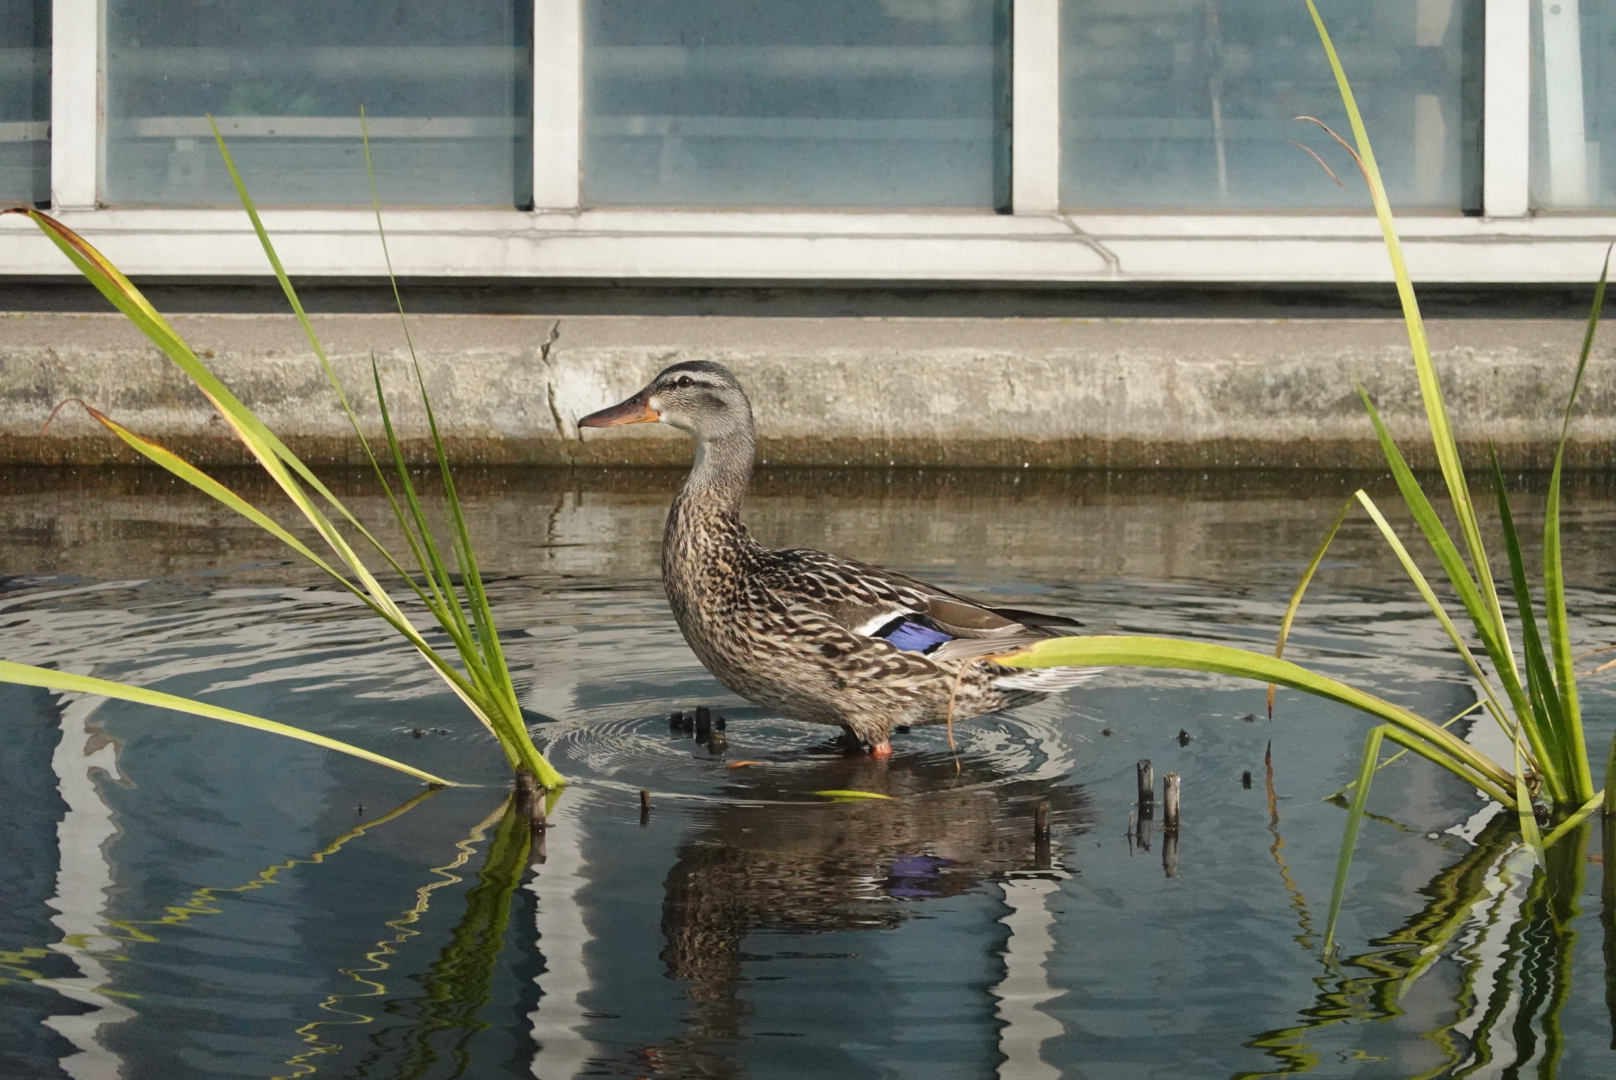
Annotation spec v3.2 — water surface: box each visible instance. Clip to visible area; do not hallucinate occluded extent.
[2,467,1615,1079]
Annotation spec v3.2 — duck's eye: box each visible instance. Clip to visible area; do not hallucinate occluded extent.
[674,375,694,388]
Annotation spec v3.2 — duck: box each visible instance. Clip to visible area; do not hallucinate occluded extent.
[577,360,1102,757]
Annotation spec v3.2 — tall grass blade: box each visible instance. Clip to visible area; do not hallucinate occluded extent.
[1490,452,1574,788]
[995,635,1514,804]
[1356,391,1532,727]
[1302,1,1511,667]
[1543,251,1609,803]
[1352,490,1518,742]
[1515,758,1546,867]
[1269,497,1354,716]
[1326,699,1481,802]
[1541,792,1604,850]
[1325,725,1389,953]
[20,150,564,789]
[0,660,453,786]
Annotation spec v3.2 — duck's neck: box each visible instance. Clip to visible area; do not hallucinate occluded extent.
[664,426,758,621]
[673,427,755,525]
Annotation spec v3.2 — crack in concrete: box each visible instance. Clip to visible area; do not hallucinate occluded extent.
[536,319,574,449]
[1057,215,1123,278]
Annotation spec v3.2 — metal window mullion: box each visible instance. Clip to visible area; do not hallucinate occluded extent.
[50,0,102,209]
[1483,0,1530,217]
[533,0,582,210]
[1011,0,1061,214]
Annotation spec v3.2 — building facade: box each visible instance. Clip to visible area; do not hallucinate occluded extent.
[0,0,1612,285]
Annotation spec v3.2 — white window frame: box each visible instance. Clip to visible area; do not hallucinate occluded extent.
[5,0,1613,284]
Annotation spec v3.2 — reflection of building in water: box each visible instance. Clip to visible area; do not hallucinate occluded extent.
[640,752,1089,1076]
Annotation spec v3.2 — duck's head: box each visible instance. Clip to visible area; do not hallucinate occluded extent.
[578,360,752,442]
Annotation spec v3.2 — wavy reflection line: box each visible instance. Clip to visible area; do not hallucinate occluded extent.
[274,797,511,1080]
[63,788,442,955]
[1235,813,1525,1078]
[340,796,538,1080]
[1264,743,1318,952]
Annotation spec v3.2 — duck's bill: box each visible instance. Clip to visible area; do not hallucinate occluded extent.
[578,398,659,427]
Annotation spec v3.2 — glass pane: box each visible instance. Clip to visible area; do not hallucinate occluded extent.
[1531,0,1613,208]
[104,1,530,207]
[0,0,49,205]
[582,0,1011,210]
[1061,0,1482,211]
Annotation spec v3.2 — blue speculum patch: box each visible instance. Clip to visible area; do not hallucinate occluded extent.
[878,619,953,654]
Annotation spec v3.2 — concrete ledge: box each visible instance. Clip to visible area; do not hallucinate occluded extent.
[1,312,1612,469]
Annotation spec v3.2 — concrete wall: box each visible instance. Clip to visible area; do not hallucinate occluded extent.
[1,312,1611,469]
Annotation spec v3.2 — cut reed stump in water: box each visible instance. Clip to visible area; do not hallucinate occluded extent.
[1163,773,1182,832]
[1137,760,1155,812]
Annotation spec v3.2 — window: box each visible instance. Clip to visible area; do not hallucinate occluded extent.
[1533,0,1613,208]
[0,0,48,205]
[581,0,1011,209]
[103,0,531,206]
[1060,0,1482,211]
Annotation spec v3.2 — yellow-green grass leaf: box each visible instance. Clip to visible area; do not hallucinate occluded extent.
[1490,451,1580,806]
[0,660,453,786]
[1357,392,1528,720]
[1325,725,1389,954]
[1352,490,1536,772]
[1326,699,1482,802]
[812,790,894,801]
[1270,497,1354,716]
[995,634,1515,805]
[1540,791,1604,850]
[1514,765,1546,868]
[1543,251,1609,802]
[1303,1,1511,680]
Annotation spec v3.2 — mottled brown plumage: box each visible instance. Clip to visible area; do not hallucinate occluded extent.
[578,360,1100,755]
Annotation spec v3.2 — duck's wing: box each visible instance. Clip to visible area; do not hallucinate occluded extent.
[755,547,1082,651]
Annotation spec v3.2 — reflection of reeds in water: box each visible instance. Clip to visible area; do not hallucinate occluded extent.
[637,754,1089,1076]
[310,798,536,1080]
[10,789,439,981]
[1238,814,1593,1079]
[277,797,522,1080]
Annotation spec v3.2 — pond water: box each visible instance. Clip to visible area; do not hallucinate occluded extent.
[3,466,1616,1080]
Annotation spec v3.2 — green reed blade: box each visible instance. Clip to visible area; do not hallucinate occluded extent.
[1326,699,1482,802]
[1490,449,1576,806]
[1541,791,1605,850]
[1325,725,1389,954]
[0,660,453,786]
[1303,0,1511,669]
[1353,491,1519,746]
[1358,392,1528,714]
[67,376,492,720]
[370,359,480,658]
[1270,497,1354,717]
[1544,252,1608,802]
[812,790,895,801]
[996,634,1514,804]
[1515,752,1546,868]
[359,111,558,788]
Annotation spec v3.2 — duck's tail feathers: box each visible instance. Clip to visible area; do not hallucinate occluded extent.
[991,666,1107,693]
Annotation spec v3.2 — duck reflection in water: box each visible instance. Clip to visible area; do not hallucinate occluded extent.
[631,746,1090,1078]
